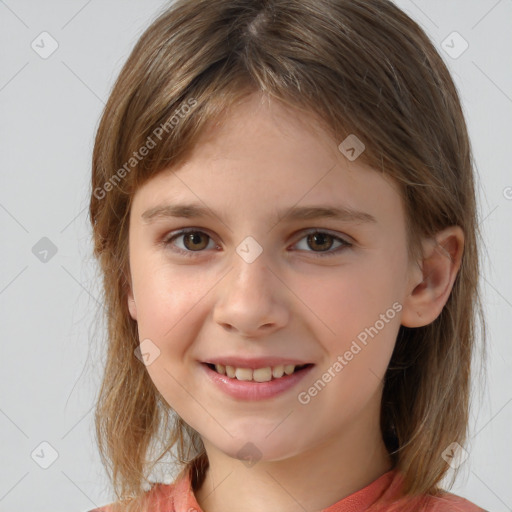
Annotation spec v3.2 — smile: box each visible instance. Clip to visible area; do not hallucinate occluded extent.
[206,363,311,382]
[201,362,315,400]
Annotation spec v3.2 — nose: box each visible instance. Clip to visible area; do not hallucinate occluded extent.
[212,252,290,338]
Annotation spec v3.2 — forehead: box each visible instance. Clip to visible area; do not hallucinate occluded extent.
[130,94,403,228]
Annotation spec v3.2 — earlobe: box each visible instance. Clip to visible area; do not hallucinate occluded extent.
[124,266,138,321]
[127,288,138,321]
[400,226,464,328]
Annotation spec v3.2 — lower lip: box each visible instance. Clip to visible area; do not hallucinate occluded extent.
[201,363,314,401]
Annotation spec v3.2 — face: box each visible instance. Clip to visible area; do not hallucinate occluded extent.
[126,92,417,463]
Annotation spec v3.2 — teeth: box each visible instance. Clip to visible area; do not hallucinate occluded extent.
[213,363,305,381]
[272,365,284,379]
[235,367,253,381]
[284,364,295,375]
[253,367,272,382]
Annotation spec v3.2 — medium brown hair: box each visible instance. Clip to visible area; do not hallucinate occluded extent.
[89,0,486,509]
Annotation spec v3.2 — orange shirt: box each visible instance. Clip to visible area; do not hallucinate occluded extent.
[89,466,487,512]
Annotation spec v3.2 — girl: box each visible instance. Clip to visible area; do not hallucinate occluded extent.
[88,0,487,510]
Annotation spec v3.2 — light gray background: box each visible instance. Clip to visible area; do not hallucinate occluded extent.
[0,1,511,511]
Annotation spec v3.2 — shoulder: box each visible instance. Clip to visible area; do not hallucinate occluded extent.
[375,474,488,512]
[422,491,488,512]
[85,506,112,512]
[84,482,177,512]
[380,470,488,512]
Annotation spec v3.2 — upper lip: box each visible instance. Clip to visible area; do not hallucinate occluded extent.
[203,357,312,369]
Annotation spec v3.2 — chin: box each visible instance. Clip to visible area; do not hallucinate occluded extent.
[211,433,304,466]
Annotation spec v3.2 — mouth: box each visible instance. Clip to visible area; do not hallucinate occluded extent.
[203,362,314,382]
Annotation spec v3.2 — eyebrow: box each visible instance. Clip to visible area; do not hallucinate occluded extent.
[141,202,377,224]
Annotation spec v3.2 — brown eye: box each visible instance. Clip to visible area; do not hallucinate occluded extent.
[294,230,352,257]
[182,231,209,251]
[163,228,351,259]
[306,232,335,252]
[163,229,216,257]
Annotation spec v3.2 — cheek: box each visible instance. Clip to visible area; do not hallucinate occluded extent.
[297,255,404,386]
[295,259,403,338]
[299,273,401,416]
[131,259,209,346]
[132,264,210,406]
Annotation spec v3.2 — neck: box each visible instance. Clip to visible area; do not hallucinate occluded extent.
[194,409,393,512]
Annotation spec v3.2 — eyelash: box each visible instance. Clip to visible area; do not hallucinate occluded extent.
[162,228,353,258]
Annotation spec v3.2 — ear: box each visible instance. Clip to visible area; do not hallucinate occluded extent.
[401,226,464,328]
[126,284,138,321]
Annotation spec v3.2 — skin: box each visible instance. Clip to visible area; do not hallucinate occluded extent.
[126,92,464,512]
